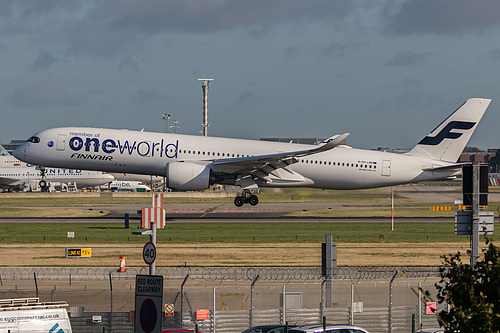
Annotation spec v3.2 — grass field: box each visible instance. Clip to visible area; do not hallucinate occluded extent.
[0,221,483,245]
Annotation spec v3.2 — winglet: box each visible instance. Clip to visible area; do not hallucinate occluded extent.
[316,133,350,153]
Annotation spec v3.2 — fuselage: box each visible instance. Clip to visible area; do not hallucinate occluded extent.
[13,127,455,190]
[0,165,114,188]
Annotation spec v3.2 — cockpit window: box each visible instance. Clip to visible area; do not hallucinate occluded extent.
[27,136,40,143]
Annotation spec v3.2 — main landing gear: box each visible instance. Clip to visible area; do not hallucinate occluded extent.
[234,190,259,207]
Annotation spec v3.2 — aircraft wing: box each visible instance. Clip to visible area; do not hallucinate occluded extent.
[0,177,22,186]
[208,133,349,181]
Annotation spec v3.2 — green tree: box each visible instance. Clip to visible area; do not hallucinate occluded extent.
[435,239,500,332]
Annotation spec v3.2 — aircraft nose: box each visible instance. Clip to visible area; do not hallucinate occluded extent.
[12,144,26,160]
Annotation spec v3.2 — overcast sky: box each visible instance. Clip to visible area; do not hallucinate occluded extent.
[2,0,500,150]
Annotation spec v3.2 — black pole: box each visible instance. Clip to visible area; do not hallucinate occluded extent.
[34,272,38,298]
[109,273,113,313]
[124,213,129,229]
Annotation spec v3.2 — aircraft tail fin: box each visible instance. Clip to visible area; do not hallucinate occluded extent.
[406,98,491,163]
[0,145,10,156]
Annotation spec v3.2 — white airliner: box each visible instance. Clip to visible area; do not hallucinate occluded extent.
[103,180,152,192]
[0,165,114,192]
[0,145,27,167]
[13,98,491,205]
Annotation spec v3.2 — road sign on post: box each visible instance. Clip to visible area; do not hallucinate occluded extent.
[143,242,157,266]
[135,274,163,333]
[165,304,174,317]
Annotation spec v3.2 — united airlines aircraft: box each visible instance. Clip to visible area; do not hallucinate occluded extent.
[0,165,114,192]
[13,98,491,206]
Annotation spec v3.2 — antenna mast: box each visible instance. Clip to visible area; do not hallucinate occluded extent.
[197,77,214,136]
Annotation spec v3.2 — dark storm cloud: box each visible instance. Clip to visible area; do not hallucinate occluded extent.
[483,48,500,62]
[1,0,353,58]
[6,80,83,108]
[104,0,353,33]
[119,56,141,74]
[238,91,264,106]
[384,0,500,35]
[28,50,59,71]
[385,50,430,67]
[130,89,163,104]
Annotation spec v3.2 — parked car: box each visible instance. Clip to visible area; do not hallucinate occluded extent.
[288,325,370,333]
[242,325,299,333]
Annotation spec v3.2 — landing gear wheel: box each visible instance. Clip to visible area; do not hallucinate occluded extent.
[234,196,244,207]
[39,180,47,188]
[249,195,259,206]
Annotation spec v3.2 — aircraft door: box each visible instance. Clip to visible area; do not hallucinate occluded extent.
[382,159,391,176]
[56,134,66,151]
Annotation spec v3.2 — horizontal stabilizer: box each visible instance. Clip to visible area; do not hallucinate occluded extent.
[422,164,462,172]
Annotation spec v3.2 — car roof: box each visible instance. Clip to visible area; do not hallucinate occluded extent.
[289,325,369,332]
[242,325,299,332]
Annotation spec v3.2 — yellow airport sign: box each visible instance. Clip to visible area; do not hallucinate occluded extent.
[65,248,92,258]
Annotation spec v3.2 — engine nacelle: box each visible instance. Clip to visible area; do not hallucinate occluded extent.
[166,162,213,191]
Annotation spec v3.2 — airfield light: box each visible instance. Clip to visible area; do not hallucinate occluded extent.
[162,113,171,133]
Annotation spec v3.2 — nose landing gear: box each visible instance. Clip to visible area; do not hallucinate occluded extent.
[39,168,49,192]
[234,189,259,207]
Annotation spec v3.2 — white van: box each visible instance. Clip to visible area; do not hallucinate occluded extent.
[0,298,72,333]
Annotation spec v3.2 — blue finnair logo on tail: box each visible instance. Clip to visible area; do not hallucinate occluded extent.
[418,121,476,146]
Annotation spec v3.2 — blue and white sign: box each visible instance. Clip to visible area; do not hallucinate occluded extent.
[135,275,163,333]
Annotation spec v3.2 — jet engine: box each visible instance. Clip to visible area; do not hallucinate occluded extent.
[166,162,215,191]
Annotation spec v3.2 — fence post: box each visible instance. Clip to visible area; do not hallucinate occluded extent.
[33,272,38,298]
[418,281,422,330]
[388,271,398,333]
[181,274,189,329]
[350,284,354,325]
[282,285,286,325]
[213,287,216,333]
[250,275,259,328]
[320,280,325,321]
[109,273,113,313]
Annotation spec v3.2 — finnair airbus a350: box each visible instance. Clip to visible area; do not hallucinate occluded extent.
[13,98,491,206]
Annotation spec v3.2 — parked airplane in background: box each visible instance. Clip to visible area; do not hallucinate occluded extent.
[112,173,163,184]
[0,145,26,167]
[102,180,151,192]
[0,165,114,192]
[13,98,491,205]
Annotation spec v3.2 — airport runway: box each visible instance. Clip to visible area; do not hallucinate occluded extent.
[0,201,461,223]
[0,185,497,223]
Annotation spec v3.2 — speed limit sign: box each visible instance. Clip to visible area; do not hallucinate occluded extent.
[143,242,156,265]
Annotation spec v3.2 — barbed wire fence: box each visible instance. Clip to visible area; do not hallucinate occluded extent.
[0,266,441,281]
[0,266,445,333]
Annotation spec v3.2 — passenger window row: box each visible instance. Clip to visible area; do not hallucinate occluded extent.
[300,159,376,169]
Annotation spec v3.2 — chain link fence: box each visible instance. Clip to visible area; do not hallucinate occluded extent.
[0,267,444,333]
